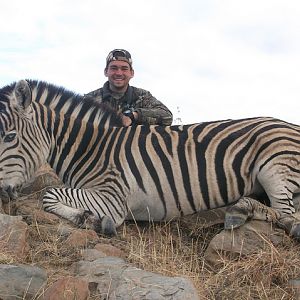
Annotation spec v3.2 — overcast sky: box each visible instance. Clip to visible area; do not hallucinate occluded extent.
[1,0,300,125]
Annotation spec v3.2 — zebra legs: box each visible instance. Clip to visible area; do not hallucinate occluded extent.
[256,168,300,239]
[224,197,280,229]
[42,187,121,236]
[225,196,300,239]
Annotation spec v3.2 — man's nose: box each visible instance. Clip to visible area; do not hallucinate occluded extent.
[115,68,123,74]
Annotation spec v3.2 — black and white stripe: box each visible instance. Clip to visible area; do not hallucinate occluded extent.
[1,79,300,234]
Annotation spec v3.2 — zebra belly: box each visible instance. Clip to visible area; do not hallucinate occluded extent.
[124,190,208,222]
[125,192,171,221]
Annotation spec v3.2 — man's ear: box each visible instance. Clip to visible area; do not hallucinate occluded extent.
[130,69,134,78]
[14,80,32,110]
[104,68,108,77]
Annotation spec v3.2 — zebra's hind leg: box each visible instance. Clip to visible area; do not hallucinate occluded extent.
[276,215,300,240]
[42,188,117,236]
[224,197,280,229]
[285,193,300,239]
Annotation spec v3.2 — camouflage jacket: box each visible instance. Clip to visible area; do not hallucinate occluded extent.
[85,81,173,126]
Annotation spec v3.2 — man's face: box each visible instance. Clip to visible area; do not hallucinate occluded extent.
[104,60,134,92]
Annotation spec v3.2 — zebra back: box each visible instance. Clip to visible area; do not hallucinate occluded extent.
[0,79,123,128]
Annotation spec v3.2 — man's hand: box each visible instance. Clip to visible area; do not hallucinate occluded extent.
[121,115,133,126]
[121,111,138,127]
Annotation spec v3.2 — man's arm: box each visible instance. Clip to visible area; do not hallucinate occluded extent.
[134,89,173,126]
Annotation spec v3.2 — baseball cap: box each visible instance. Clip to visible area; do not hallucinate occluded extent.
[106,49,132,68]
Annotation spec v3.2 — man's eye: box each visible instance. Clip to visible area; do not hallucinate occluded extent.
[4,133,16,143]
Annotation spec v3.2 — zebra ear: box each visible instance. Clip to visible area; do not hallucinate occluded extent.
[14,80,32,110]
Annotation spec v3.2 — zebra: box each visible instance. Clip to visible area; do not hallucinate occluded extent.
[0,79,300,237]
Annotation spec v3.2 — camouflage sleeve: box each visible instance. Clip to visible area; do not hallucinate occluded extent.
[83,88,103,102]
[134,89,173,126]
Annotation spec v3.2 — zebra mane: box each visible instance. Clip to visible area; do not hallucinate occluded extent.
[0,79,123,127]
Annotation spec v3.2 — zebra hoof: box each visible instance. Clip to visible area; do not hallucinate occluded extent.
[76,210,96,229]
[77,212,117,236]
[224,204,249,229]
[277,215,300,241]
[224,214,247,229]
[289,223,300,241]
[99,216,117,236]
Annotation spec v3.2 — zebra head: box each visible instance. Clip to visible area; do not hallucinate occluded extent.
[0,80,49,199]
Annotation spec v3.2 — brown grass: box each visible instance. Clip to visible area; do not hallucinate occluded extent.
[3,188,300,299]
[117,220,300,299]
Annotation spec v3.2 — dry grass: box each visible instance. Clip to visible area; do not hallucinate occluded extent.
[26,222,83,287]
[114,220,300,299]
[204,240,300,299]
[2,186,300,299]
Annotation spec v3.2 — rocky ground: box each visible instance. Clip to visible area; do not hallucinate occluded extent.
[1,167,300,299]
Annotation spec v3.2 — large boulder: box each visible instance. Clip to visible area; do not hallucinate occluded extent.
[204,220,286,269]
[0,214,29,259]
[0,264,47,300]
[73,257,199,300]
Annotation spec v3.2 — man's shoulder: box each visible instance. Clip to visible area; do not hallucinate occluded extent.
[85,87,103,97]
[131,86,152,97]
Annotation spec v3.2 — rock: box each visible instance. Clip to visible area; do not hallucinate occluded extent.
[65,229,99,248]
[73,257,199,300]
[288,279,300,299]
[81,248,106,261]
[0,213,30,259]
[57,223,74,237]
[180,208,225,233]
[20,165,62,195]
[0,264,47,300]
[177,208,226,252]
[94,243,126,258]
[42,276,90,300]
[204,220,286,269]
[16,198,61,225]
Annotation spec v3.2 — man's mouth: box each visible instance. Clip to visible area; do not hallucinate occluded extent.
[113,76,124,81]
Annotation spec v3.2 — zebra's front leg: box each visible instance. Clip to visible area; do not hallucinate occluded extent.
[224,197,280,229]
[45,203,116,236]
[42,187,127,236]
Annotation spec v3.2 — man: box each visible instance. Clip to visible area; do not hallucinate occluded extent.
[85,49,173,126]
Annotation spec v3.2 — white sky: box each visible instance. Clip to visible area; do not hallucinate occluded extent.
[1,0,300,125]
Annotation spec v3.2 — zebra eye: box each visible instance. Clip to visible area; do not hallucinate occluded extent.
[4,132,16,143]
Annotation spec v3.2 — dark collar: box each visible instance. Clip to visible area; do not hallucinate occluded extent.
[102,81,113,100]
[102,81,134,105]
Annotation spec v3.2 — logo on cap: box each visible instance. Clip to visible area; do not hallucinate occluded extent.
[106,49,132,67]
